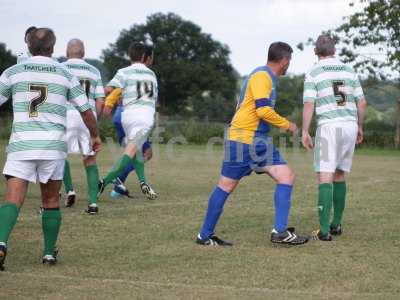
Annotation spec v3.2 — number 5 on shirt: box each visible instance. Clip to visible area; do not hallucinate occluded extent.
[332,80,346,106]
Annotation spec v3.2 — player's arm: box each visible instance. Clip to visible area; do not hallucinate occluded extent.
[0,71,12,107]
[80,110,101,152]
[353,75,367,144]
[356,97,367,144]
[302,102,314,150]
[104,87,122,108]
[301,73,317,150]
[103,87,122,117]
[68,78,101,152]
[250,72,295,132]
[95,97,105,117]
[94,77,105,117]
[103,70,125,116]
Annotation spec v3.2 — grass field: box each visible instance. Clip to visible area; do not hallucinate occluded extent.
[0,142,399,299]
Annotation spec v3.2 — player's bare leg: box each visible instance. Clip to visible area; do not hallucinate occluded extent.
[40,180,62,265]
[0,177,29,271]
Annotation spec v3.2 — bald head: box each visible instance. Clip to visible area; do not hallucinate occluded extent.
[315,35,336,58]
[67,39,85,59]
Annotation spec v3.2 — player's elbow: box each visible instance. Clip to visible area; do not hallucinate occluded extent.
[256,107,271,119]
[358,97,367,108]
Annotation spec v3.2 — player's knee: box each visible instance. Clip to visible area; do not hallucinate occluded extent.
[334,169,345,181]
[42,194,60,208]
[83,156,96,166]
[218,177,237,193]
[276,168,295,185]
[285,169,295,185]
[144,148,153,161]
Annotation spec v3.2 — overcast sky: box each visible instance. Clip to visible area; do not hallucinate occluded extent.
[0,0,362,75]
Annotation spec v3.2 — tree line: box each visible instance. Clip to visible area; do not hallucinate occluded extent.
[1,5,399,147]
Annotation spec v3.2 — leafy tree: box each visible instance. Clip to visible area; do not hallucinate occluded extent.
[102,13,238,117]
[275,75,304,116]
[0,43,16,113]
[334,0,400,79]
[297,1,399,79]
[298,0,400,147]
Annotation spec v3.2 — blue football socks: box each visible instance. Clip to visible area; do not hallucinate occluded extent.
[273,184,293,233]
[199,186,230,239]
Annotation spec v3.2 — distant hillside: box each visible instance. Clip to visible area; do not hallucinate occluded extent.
[363,80,399,112]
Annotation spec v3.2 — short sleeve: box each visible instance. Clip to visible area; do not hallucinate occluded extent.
[0,71,12,106]
[94,76,105,99]
[107,70,125,89]
[68,75,91,112]
[303,72,317,103]
[249,71,273,108]
[353,73,364,102]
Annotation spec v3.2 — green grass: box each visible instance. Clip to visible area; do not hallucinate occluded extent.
[0,143,399,299]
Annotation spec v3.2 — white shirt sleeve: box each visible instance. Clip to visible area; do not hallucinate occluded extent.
[303,72,317,103]
[107,70,125,89]
[0,71,11,106]
[68,75,91,112]
[353,73,364,102]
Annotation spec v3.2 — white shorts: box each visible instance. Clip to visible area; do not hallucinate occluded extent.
[314,121,358,173]
[66,110,94,156]
[3,159,65,184]
[121,107,154,148]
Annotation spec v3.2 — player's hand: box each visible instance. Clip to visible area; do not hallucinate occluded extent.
[302,130,314,150]
[91,136,102,153]
[103,106,113,118]
[288,122,298,135]
[356,126,364,145]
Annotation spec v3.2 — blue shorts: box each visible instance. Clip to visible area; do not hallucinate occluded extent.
[113,105,151,152]
[221,140,286,180]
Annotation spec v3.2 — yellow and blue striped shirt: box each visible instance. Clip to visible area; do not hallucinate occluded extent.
[228,66,290,144]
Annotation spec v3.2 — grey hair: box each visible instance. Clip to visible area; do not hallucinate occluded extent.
[315,35,335,57]
[66,38,85,58]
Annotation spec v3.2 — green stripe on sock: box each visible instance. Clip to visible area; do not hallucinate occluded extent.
[318,183,333,235]
[42,208,61,256]
[332,181,346,226]
[86,164,99,205]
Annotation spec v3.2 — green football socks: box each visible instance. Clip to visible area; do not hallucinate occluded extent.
[0,203,19,245]
[103,155,133,186]
[85,164,99,205]
[63,160,74,193]
[42,208,61,256]
[318,183,333,235]
[133,157,146,183]
[332,181,346,227]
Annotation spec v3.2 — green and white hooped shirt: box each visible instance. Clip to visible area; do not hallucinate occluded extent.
[303,57,364,126]
[108,63,158,112]
[62,58,105,114]
[0,56,90,160]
